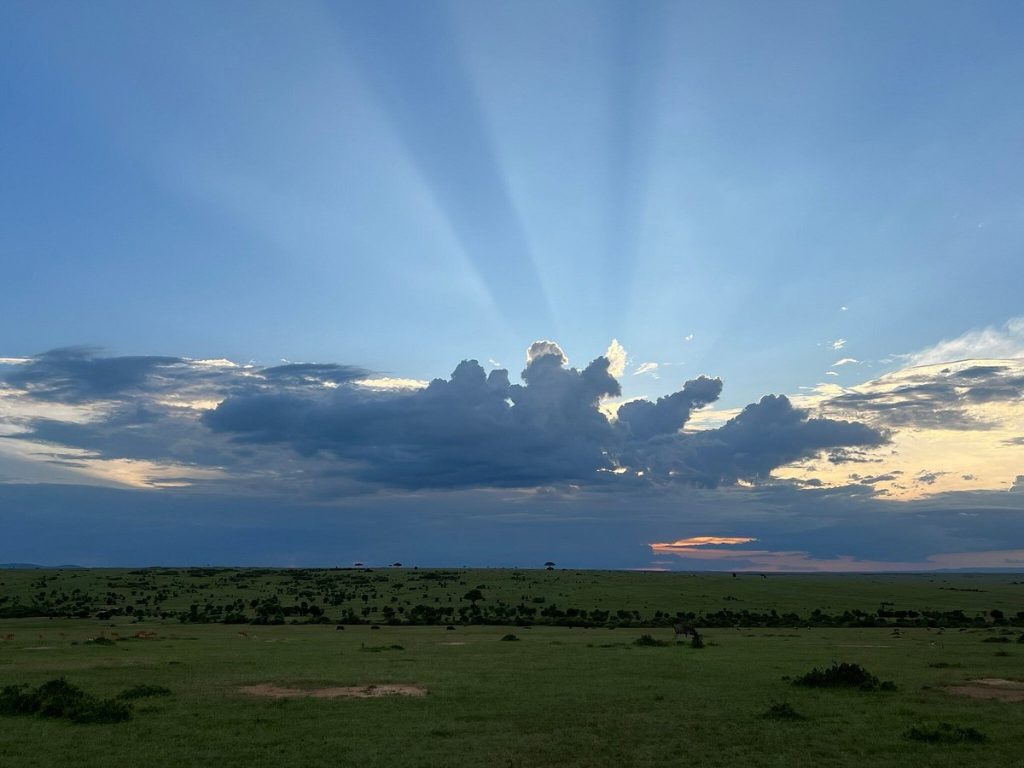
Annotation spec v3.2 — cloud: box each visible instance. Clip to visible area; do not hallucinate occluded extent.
[633,362,659,377]
[822,360,1024,431]
[650,536,757,552]
[604,339,627,378]
[638,395,886,487]
[832,358,859,367]
[205,351,622,490]
[2,343,889,496]
[831,339,846,350]
[3,347,183,403]
[774,358,1024,499]
[526,340,567,366]
[903,317,1024,366]
[616,376,722,440]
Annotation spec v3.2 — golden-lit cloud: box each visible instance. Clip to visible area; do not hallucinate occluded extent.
[650,536,758,552]
[776,358,1024,500]
[352,377,429,392]
[605,339,627,378]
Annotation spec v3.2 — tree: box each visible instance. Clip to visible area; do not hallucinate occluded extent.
[544,561,555,570]
[463,589,484,604]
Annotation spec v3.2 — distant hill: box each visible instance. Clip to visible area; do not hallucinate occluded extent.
[0,563,83,569]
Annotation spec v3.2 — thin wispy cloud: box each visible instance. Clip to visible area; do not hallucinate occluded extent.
[902,317,1024,367]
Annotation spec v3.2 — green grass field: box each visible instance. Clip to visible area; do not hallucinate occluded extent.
[2,569,1023,767]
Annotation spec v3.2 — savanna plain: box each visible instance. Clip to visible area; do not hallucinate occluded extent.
[1,567,1022,767]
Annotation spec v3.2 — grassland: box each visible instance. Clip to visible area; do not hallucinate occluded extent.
[2,569,1023,767]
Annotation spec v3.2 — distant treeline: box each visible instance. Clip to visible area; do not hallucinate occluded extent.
[1,567,1020,629]
[2,596,1019,630]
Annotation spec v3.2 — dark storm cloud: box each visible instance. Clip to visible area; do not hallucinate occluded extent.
[206,351,885,491]
[4,344,887,494]
[206,351,622,489]
[617,376,722,440]
[625,395,887,487]
[260,363,369,384]
[3,347,181,402]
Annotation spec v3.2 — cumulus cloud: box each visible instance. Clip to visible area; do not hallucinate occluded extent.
[526,340,567,366]
[2,343,887,495]
[616,376,722,440]
[626,395,886,487]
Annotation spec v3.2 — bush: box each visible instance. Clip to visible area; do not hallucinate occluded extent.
[792,662,894,691]
[904,722,986,744]
[982,636,1010,644]
[762,702,805,720]
[633,634,669,647]
[0,679,131,724]
[500,634,519,642]
[83,636,116,646]
[117,685,172,701]
[359,644,404,652]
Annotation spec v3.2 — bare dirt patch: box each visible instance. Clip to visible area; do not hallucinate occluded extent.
[240,683,427,699]
[438,641,466,646]
[945,678,1024,702]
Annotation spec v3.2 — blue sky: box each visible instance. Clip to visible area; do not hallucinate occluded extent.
[2,1,1024,569]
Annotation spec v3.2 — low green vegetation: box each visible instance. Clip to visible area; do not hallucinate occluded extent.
[761,701,805,720]
[904,722,987,744]
[0,568,1021,766]
[792,661,895,691]
[0,679,131,724]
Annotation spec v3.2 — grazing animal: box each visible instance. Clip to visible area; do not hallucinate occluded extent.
[335,625,345,631]
[673,623,699,643]
[446,625,456,631]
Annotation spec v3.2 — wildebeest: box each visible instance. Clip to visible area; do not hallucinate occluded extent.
[673,622,700,643]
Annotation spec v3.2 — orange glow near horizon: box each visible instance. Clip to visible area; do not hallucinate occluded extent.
[650,536,758,551]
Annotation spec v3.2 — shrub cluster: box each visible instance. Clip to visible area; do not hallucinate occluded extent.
[0,679,131,724]
[633,634,670,647]
[762,702,805,720]
[904,722,986,744]
[116,684,172,701]
[792,662,895,691]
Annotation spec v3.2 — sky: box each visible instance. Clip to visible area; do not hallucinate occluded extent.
[2,0,1024,570]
